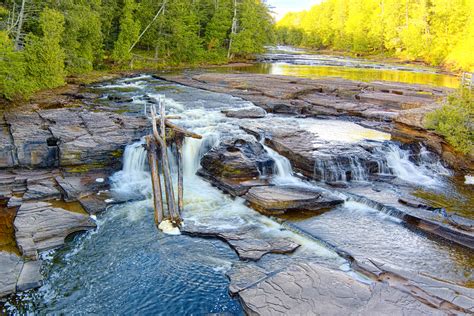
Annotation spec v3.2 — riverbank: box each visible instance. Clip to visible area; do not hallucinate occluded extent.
[0,70,472,314]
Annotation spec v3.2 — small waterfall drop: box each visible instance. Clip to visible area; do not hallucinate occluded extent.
[383,144,446,186]
[110,139,151,199]
[258,137,300,185]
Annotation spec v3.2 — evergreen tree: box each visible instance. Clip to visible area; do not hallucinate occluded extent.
[205,0,232,53]
[0,31,33,99]
[112,0,140,63]
[231,0,273,57]
[24,8,65,89]
[60,0,103,73]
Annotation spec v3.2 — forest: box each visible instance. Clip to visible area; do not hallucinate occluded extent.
[276,0,474,72]
[0,0,274,99]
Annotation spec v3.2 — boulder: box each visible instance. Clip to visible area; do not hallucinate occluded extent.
[222,107,267,118]
[200,138,274,180]
[14,201,96,260]
[0,252,23,298]
[244,185,344,215]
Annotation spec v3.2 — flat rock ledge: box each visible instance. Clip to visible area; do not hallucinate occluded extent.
[0,252,23,298]
[230,261,468,315]
[245,185,344,215]
[0,252,43,299]
[181,222,300,261]
[14,201,96,260]
[222,106,267,119]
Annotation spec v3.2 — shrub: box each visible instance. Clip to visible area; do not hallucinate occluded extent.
[426,88,474,155]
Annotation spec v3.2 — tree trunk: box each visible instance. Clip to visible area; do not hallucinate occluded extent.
[146,136,164,226]
[228,0,238,59]
[14,0,26,51]
[176,136,184,216]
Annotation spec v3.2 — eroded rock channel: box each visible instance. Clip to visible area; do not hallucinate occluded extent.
[0,71,472,315]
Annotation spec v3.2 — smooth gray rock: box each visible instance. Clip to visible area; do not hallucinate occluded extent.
[222,107,267,119]
[14,201,96,260]
[0,252,23,298]
[244,185,344,215]
[200,138,274,180]
[181,222,300,261]
[238,262,450,315]
[197,169,269,196]
[16,260,43,292]
[4,111,58,168]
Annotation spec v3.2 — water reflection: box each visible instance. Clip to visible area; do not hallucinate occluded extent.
[221,63,459,89]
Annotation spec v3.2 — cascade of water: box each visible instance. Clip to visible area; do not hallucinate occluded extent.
[110,139,151,199]
[313,157,369,182]
[258,137,300,185]
[383,143,442,186]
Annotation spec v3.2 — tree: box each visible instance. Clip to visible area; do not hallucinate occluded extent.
[230,0,273,57]
[112,0,140,63]
[205,0,232,53]
[59,0,103,73]
[0,30,34,99]
[23,8,65,89]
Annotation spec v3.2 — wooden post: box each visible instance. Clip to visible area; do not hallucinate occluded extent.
[176,136,184,216]
[146,135,164,225]
[150,103,181,224]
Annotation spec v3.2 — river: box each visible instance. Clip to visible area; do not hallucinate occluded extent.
[4,48,472,314]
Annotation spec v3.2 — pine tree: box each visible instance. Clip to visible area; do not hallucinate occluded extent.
[112,0,140,63]
[23,8,65,89]
[230,0,273,57]
[0,31,34,99]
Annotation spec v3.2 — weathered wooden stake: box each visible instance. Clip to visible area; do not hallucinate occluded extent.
[176,136,184,215]
[150,103,180,224]
[146,135,164,225]
[145,96,202,230]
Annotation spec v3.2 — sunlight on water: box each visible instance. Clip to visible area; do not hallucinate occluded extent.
[300,119,391,143]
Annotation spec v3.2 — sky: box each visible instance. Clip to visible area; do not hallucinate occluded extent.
[267,0,323,21]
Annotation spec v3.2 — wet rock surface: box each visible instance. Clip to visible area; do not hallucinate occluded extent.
[162,73,447,122]
[181,222,300,261]
[1,107,148,170]
[162,73,473,172]
[245,185,344,215]
[222,106,267,118]
[233,261,457,316]
[200,138,274,180]
[0,252,23,298]
[14,201,96,260]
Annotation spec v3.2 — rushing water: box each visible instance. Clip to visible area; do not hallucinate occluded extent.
[6,53,473,313]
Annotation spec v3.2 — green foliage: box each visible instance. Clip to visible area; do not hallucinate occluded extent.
[205,0,232,52]
[60,1,103,74]
[231,0,274,57]
[0,31,34,99]
[166,0,204,63]
[426,89,474,154]
[112,0,140,64]
[24,8,66,89]
[276,0,474,71]
[0,0,273,99]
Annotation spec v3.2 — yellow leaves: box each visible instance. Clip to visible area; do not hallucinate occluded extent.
[276,0,474,71]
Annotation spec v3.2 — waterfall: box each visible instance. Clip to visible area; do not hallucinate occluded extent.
[258,138,300,185]
[110,139,151,199]
[313,157,369,182]
[383,143,447,186]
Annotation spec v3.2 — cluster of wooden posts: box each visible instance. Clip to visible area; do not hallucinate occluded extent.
[145,98,201,228]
